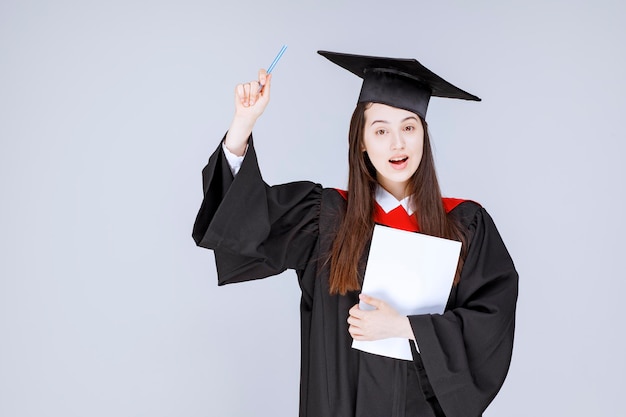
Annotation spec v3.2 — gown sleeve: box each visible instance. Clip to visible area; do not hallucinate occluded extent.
[408,204,518,417]
[192,136,322,285]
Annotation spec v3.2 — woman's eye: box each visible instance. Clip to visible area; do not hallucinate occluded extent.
[375,129,386,135]
[404,125,414,132]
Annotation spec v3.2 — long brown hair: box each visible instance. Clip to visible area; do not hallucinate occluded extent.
[328,102,468,295]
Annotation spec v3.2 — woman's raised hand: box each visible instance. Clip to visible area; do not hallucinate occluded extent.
[224,69,271,156]
[235,69,271,117]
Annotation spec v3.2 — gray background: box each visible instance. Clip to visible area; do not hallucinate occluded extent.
[1,0,624,416]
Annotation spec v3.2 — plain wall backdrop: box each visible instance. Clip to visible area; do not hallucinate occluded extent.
[1,0,625,416]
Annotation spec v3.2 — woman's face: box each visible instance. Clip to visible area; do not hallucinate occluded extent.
[362,103,424,200]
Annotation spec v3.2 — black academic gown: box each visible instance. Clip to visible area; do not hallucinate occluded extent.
[192,138,518,417]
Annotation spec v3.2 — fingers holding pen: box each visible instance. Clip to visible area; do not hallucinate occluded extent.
[258,68,271,96]
[252,69,271,106]
[236,81,259,107]
[235,70,271,109]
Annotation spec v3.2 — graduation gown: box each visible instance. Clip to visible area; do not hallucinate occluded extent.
[192,139,518,417]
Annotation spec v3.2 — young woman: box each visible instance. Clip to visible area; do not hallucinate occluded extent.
[193,51,518,417]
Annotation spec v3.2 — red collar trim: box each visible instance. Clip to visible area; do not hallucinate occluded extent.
[334,189,467,214]
[334,189,468,232]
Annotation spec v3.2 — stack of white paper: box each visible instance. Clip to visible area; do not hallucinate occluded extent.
[352,224,462,361]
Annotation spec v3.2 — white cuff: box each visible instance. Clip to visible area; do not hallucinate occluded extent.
[222,143,247,176]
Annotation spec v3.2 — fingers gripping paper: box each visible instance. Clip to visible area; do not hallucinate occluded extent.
[352,225,462,361]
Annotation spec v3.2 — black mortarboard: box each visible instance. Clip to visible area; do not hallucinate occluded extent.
[318,50,480,119]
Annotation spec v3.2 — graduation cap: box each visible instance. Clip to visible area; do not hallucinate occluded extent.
[318,50,480,119]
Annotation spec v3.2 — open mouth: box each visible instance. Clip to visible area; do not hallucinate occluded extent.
[389,157,408,165]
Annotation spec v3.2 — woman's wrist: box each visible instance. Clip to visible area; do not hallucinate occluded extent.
[225,115,255,156]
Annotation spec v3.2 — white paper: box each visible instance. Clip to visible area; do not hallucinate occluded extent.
[352,225,462,361]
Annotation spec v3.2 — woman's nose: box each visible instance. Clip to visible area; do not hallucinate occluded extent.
[390,131,405,149]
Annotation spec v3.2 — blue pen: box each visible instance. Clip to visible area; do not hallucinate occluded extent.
[267,45,287,74]
[259,45,287,92]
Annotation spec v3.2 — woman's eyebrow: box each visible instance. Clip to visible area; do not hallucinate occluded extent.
[370,116,419,126]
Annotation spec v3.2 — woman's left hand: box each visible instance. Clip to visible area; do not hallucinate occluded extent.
[347,294,416,341]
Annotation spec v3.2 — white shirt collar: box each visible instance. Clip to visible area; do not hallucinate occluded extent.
[375,185,414,216]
